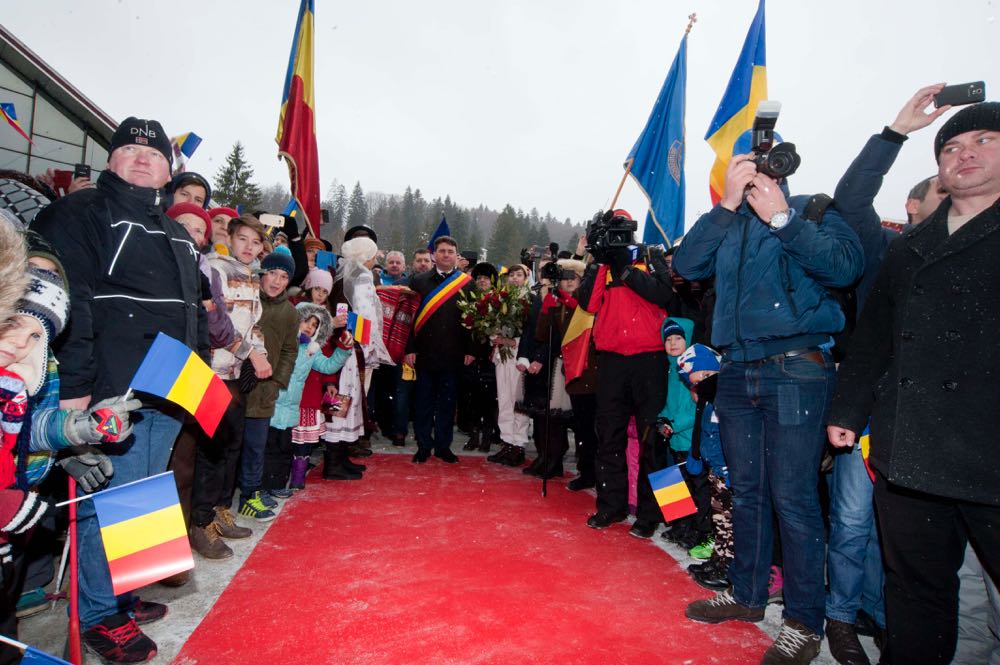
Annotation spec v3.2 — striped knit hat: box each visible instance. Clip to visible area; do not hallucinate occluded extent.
[9,267,68,395]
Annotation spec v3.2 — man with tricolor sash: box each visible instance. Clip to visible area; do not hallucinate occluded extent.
[404,236,474,464]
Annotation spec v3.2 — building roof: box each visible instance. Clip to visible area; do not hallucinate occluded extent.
[0,23,117,146]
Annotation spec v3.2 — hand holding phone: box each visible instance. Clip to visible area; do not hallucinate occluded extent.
[935,81,986,108]
[73,163,92,180]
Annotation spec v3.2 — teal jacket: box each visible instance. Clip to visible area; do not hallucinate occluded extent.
[271,340,351,430]
[658,317,695,453]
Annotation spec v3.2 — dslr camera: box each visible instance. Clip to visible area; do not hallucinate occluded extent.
[750,101,801,180]
[586,209,639,257]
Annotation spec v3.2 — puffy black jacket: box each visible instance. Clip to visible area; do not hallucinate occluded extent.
[31,171,207,401]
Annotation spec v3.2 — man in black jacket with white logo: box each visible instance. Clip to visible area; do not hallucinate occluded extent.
[32,117,206,663]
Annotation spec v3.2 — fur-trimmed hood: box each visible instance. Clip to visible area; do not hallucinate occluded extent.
[296,302,333,349]
[0,217,27,323]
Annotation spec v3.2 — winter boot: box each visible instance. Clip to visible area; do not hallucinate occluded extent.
[462,430,481,451]
[487,443,513,464]
[323,445,362,481]
[289,456,309,490]
[478,428,495,453]
[341,454,367,474]
[501,445,526,467]
[522,456,543,476]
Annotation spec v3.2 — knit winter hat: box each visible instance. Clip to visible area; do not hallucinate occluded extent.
[260,248,295,278]
[166,202,212,226]
[302,268,333,293]
[23,229,66,285]
[207,207,239,221]
[661,318,685,342]
[934,101,1000,161]
[110,117,173,167]
[304,237,326,252]
[677,343,722,384]
[10,267,70,395]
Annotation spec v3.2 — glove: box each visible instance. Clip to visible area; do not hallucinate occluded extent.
[58,447,113,493]
[63,394,143,446]
[607,247,632,277]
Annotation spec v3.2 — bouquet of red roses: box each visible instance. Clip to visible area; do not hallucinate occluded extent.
[457,282,530,362]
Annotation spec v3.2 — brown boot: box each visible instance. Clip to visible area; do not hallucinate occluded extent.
[213,506,252,539]
[189,522,233,560]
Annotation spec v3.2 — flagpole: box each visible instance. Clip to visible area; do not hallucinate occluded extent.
[67,478,82,665]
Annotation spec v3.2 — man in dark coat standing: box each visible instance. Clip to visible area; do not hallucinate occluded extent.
[828,101,1000,665]
[404,236,474,464]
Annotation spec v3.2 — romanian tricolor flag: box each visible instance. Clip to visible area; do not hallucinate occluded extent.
[704,0,767,205]
[414,271,472,334]
[129,332,231,436]
[649,464,697,522]
[347,311,372,345]
[92,472,193,596]
[0,103,33,145]
[276,0,321,240]
[0,635,71,664]
[561,307,594,385]
[171,132,203,160]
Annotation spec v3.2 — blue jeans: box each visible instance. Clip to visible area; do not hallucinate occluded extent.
[715,352,835,636]
[414,369,457,452]
[239,417,270,497]
[826,445,885,627]
[76,407,181,630]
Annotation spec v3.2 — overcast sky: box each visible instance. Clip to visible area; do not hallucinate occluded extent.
[6,1,1000,235]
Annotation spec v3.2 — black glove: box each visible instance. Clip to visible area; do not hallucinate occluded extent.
[58,446,114,493]
[607,247,633,277]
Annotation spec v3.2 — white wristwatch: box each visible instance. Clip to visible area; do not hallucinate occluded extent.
[768,209,790,229]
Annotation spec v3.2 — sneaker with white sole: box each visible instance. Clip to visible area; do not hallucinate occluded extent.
[238,491,276,522]
[761,618,822,664]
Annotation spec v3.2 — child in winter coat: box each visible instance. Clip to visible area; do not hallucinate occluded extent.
[658,318,713,551]
[675,343,734,590]
[269,303,353,491]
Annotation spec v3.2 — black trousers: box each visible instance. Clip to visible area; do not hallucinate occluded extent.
[190,382,245,527]
[0,542,26,665]
[262,427,293,491]
[594,350,669,523]
[874,473,1000,665]
[570,393,597,481]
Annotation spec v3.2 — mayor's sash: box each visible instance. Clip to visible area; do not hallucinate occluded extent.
[413,271,472,334]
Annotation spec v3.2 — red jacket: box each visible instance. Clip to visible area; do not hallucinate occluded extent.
[582,264,668,355]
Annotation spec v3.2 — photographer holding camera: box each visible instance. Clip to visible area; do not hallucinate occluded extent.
[674,106,863,663]
[577,209,674,538]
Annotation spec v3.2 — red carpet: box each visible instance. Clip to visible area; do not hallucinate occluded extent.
[174,454,771,664]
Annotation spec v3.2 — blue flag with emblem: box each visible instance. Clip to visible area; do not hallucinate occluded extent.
[626,32,688,247]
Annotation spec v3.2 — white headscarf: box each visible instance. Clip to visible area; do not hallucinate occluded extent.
[335,237,392,366]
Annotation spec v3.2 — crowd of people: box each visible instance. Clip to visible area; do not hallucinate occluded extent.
[0,83,994,665]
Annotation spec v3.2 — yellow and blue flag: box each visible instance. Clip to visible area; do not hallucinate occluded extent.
[171,132,202,160]
[704,0,767,205]
[129,332,231,436]
[277,0,321,239]
[92,472,193,596]
[626,32,688,246]
[0,103,32,144]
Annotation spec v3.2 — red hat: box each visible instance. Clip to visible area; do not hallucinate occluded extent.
[166,202,212,225]
[611,209,632,220]
[207,207,239,219]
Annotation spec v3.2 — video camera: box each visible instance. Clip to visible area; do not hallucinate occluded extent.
[750,101,801,180]
[586,209,638,255]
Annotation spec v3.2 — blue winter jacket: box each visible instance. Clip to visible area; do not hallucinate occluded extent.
[271,344,351,430]
[673,197,864,361]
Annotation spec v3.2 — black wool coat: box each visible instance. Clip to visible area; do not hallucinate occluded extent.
[827,198,1000,505]
[406,270,473,372]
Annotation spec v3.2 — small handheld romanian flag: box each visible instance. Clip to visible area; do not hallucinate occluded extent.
[648,464,697,523]
[129,332,231,436]
[92,472,193,596]
[347,311,371,345]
